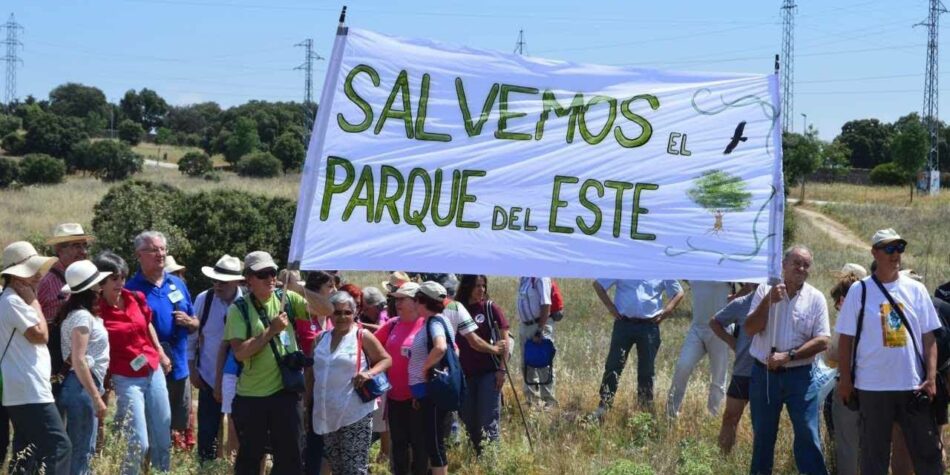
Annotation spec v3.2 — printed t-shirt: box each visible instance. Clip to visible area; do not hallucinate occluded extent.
[836,276,942,391]
[99,289,160,377]
[224,290,308,397]
[61,308,111,384]
[375,317,424,401]
[457,300,509,377]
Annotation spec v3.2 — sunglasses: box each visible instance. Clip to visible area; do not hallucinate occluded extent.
[251,269,277,280]
[332,309,355,317]
[876,242,906,255]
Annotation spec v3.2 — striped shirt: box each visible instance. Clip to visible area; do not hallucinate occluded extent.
[517,277,551,324]
[748,282,830,367]
[37,260,67,323]
[408,315,456,387]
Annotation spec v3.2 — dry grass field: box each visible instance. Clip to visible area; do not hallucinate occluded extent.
[0,173,947,474]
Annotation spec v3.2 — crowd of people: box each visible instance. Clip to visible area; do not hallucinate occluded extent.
[0,222,948,475]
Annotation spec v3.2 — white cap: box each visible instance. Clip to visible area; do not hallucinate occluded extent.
[871,228,906,247]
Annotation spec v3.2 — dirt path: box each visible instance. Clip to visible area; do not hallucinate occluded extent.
[793,206,868,250]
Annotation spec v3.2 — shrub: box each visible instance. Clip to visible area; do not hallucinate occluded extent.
[869,162,906,186]
[89,140,143,181]
[1,132,25,155]
[19,153,66,185]
[23,112,88,158]
[178,151,214,177]
[0,157,19,188]
[117,119,144,145]
[223,117,260,164]
[271,132,305,172]
[235,151,281,178]
[91,180,191,261]
[0,114,22,137]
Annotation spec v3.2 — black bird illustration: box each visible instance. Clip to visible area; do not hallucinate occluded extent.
[723,121,747,154]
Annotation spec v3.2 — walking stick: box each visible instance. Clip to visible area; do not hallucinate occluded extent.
[485,301,534,451]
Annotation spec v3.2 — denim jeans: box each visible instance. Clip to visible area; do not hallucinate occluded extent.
[196,382,222,463]
[749,362,827,475]
[460,371,501,454]
[7,402,71,475]
[599,319,661,408]
[56,372,102,475]
[112,369,172,475]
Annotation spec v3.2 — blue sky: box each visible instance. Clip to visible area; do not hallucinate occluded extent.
[5,0,937,140]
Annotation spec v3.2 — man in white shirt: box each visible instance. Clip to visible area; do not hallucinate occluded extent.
[836,229,944,474]
[517,277,556,407]
[744,245,830,475]
[187,254,244,464]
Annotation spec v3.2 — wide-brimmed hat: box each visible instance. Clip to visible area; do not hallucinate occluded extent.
[871,228,907,247]
[201,255,244,282]
[2,241,56,278]
[382,271,411,293]
[46,223,96,246]
[61,260,111,294]
[244,251,278,272]
[164,255,185,274]
[391,282,420,298]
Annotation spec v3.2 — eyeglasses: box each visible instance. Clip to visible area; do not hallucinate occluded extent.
[332,309,355,317]
[251,269,277,280]
[876,242,906,255]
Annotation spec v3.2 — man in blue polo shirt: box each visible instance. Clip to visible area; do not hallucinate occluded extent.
[592,278,684,419]
[126,230,198,451]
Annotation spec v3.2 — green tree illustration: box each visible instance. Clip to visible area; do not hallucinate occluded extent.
[687,170,753,233]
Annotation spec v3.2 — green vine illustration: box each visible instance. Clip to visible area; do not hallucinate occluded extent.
[664,185,777,264]
[691,88,779,154]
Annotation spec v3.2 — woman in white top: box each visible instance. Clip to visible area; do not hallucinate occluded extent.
[311,291,391,475]
[57,260,112,475]
[0,241,71,474]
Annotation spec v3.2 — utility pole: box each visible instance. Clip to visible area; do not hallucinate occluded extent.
[294,38,324,136]
[2,13,24,105]
[514,29,527,56]
[916,0,946,195]
[781,0,796,133]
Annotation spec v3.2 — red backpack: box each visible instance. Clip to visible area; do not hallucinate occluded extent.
[550,280,564,314]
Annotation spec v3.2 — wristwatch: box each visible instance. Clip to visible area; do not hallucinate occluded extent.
[788,349,797,361]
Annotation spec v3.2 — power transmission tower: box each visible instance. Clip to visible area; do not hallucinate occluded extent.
[294,38,323,135]
[2,13,24,105]
[916,0,946,195]
[780,0,796,133]
[514,29,527,55]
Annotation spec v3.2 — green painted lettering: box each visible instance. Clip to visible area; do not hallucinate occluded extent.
[456,78,499,137]
[577,179,605,235]
[337,64,380,133]
[494,84,539,141]
[374,70,414,138]
[319,156,355,221]
[549,175,578,234]
[631,183,659,240]
[615,94,659,148]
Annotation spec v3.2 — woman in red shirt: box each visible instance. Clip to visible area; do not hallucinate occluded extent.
[374,282,426,475]
[95,251,172,474]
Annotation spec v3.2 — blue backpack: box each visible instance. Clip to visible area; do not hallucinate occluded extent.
[425,316,466,411]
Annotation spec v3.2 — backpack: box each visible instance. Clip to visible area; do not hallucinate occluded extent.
[194,290,215,368]
[425,316,466,411]
[232,289,294,368]
[550,280,564,314]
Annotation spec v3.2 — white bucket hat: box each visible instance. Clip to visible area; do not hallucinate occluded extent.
[201,255,244,282]
[61,260,111,294]
[164,255,186,274]
[46,223,96,246]
[1,241,56,279]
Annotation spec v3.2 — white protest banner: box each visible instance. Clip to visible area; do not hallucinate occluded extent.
[289,27,784,283]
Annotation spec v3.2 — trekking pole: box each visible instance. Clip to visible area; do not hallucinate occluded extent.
[485,301,534,451]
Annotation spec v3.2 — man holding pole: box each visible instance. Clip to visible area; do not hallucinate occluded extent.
[744,245,830,475]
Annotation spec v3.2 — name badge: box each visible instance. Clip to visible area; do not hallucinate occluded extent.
[280,331,291,347]
[130,354,148,371]
[168,290,184,304]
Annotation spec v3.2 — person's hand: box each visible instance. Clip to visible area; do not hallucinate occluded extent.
[494,339,507,356]
[352,371,373,388]
[649,310,668,325]
[769,284,788,304]
[174,311,198,332]
[919,378,937,399]
[268,312,289,336]
[213,384,222,403]
[412,398,420,411]
[495,370,506,390]
[532,330,543,343]
[837,378,854,404]
[10,280,36,304]
[94,396,108,420]
[766,351,790,370]
[159,353,172,374]
[189,371,203,390]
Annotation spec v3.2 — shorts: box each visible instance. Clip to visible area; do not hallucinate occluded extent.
[166,375,192,431]
[726,375,751,401]
[372,395,387,433]
[221,374,238,415]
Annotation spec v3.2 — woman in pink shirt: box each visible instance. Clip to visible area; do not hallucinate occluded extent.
[374,282,425,475]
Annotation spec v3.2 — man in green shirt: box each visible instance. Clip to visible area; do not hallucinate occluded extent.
[226,251,308,475]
